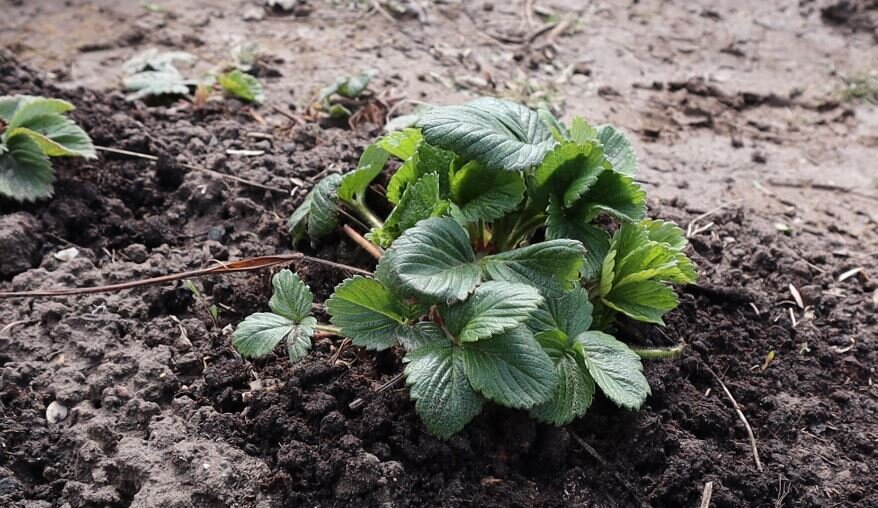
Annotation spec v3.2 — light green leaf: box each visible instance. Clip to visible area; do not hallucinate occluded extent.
[233,312,313,359]
[575,169,646,223]
[384,217,480,303]
[337,143,389,205]
[404,341,484,439]
[327,276,417,350]
[123,69,196,101]
[461,327,558,408]
[596,124,637,176]
[450,161,525,222]
[568,116,597,143]
[386,156,416,205]
[575,331,650,410]
[377,128,423,160]
[601,280,679,325]
[418,97,555,172]
[531,141,606,209]
[481,239,585,297]
[0,96,23,121]
[6,96,74,130]
[527,287,593,339]
[538,108,569,141]
[442,281,544,342]
[287,173,343,245]
[268,269,313,322]
[0,134,54,201]
[545,196,610,281]
[371,172,447,247]
[6,114,96,158]
[218,69,265,103]
[530,353,595,425]
[642,219,687,250]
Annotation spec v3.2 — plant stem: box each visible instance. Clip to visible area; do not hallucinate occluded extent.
[314,324,342,335]
[631,343,686,360]
[349,199,384,229]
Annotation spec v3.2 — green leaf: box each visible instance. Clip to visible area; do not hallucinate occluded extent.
[0,96,23,121]
[0,134,54,201]
[575,169,646,223]
[568,116,597,143]
[575,331,650,410]
[530,353,595,425]
[442,281,543,342]
[398,321,447,352]
[268,269,313,322]
[526,287,593,339]
[218,69,265,104]
[123,69,196,101]
[6,115,96,158]
[642,219,687,250]
[404,341,484,439]
[601,280,679,325]
[481,239,585,297]
[596,125,637,176]
[545,196,610,281]
[287,173,343,245]
[7,96,74,130]
[418,97,555,172]
[386,156,416,205]
[327,276,417,350]
[232,312,314,361]
[538,108,569,141]
[531,141,606,209]
[337,143,389,205]
[415,142,455,197]
[384,217,480,303]
[461,327,557,408]
[450,161,525,222]
[371,172,447,247]
[377,128,423,160]
[337,70,375,98]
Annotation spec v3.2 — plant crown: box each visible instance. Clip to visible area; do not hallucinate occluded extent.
[233,97,698,438]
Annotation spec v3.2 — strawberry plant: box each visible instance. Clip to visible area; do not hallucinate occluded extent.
[233,97,697,438]
[0,95,96,201]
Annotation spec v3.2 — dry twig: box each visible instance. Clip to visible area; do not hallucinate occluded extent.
[704,364,763,471]
[699,481,714,508]
[343,224,384,260]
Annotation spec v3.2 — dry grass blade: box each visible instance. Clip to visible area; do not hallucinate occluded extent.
[788,283,804,309]
[699,481,714,508]
[838,267,863,282]
[704,364,763,471]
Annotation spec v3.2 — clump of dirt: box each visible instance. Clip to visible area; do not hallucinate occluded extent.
[820,0,878,34]
[2,55,877,508]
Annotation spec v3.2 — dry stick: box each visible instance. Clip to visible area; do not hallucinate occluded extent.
[95,146,289,195]
[270,104,307,126]
[0,254,371,299]
[704,364,764,471]
[342,224,384,260]
[0,319,34,337]
[699,481,714,508]
[349,373,404,410]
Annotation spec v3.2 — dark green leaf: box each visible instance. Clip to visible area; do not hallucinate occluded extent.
[481,239,585,297]
[530,353,595,425]
[575,169,646,223]
[596,124,637,176]
[442,281,543,342]
[450,161,525,222]
[268,269,313,322]
[327,276,417,350]
[531,141,606,209]
[287,174,343,245]
[545,196,610,281]
[527,287,593,339]
[575,331,650,409]
[398,321,447,352]
[0,134,54,201]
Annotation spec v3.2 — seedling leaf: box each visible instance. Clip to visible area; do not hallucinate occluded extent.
[232,313,315,362]
[218,69,265,104]
[338,143,389,205]
[268,269,313,322]
[575,331,650,410]
[442,281,544,342]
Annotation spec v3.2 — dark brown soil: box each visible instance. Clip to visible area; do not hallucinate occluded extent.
[2,2,878,507]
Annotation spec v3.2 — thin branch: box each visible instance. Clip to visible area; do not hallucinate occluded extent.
[704,364,763,471]
[343,224,383,260]
[301,255,372,276]
[349,372,404,410]
[95,146,289,195]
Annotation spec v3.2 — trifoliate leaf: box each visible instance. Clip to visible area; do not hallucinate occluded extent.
[337,143,389,205]
[287,173,343,245]
[530,353,595,425]
[385,217,480,303]
[377,128,422,160]
[218,69,265,104]
[461,327,557,408]
[568,116,597,143]
[418,97,555,172]
[545,196,610,281]
[575,169,646,223]
[481,239,585,297]
[327,276,418,350]
[527,287,593,339]
[531,141,606,209]
[601,280,679,325]
[596,124,637,176]
[232,312,315,361]
[450,161,525,222]
[268,269,313,322]
[0,134,54,201]
[442,281,544,342]
[404,340,484,439]
[370,172,448,247]
[575,331,650,410]
[6,115,96,158]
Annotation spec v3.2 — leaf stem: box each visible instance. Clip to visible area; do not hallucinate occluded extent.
[348,199,384,229]
[314,324,342,335]
[631,343,685,360]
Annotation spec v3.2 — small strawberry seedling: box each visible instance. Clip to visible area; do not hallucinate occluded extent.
[0,95,96,201]
[233,97,697,438]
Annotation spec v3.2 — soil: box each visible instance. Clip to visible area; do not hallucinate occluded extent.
[1,1,877,507]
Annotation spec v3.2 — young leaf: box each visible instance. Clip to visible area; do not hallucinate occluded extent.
[327,276,418,350]
[461,327,558,408]
[6,115,96,158]
[442,281,544,342]
[287,173,343,245]
[545,196,610,281]
[531,141,606,209]
[386,156,416,205]
[418,97,555,172]
[370,172,447,247]
[377,128,423,160]
[538,108,569,141]
[642,219,687,250]
[415,141,455,197]
[481,239,585,297]
[526,287,593,339]
[404,340,484,439]
[337,143,389,205]
[575,331,650,410]
[530,353,595,425]
[6,96,75,130]
[218,69,265,104]
[568,116,597,143]
[384,217,480,303]
[0,134,54,201]
[596,125,637,176]
[450,161,525,222]
[232,313,315,362]
[602,280,679,325]
[268,270,313,322]
[574,169,646,223]
[123,69,196,101]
